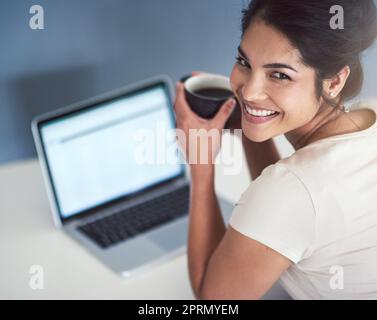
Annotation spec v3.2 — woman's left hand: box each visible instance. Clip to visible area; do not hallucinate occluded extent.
[173,81,236,175]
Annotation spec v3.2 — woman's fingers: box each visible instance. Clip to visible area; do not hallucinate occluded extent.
[191,71,205,76]
[212,98,237,128]
[174,82,197,119]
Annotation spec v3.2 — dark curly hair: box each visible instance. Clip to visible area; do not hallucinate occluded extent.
[241,0,377,107]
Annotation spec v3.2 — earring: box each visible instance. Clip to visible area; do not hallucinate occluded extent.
[343,105,350,113]
[330,92,335,97]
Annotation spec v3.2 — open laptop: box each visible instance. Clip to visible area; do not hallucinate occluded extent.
[31,74,234,278]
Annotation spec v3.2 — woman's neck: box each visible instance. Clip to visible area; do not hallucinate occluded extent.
[285,104,341,151]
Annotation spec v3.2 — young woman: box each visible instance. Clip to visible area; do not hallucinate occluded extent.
[173,0,377,299]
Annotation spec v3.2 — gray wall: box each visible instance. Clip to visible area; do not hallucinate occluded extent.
[0,0,247,164]
[1,0,376,164]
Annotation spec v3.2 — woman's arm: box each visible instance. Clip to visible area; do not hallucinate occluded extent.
[188,162,292,300]
[187,166,226,299]
[186,134,281,299]
[241,134,281,180]
[173,81,238,299]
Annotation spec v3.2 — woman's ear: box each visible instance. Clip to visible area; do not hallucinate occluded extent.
[322,65,351,99]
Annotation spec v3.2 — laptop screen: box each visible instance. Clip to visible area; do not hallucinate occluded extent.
[39,83,184,219]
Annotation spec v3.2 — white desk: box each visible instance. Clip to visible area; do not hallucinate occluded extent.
[0,137,291,299]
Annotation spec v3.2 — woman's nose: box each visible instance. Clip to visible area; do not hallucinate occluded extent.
[241,75,268,102]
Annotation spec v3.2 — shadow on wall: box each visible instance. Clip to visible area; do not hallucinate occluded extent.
[7,65,97,161]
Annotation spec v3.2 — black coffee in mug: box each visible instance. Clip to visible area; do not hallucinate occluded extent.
[193,88,234,100]
[182,73,237,123]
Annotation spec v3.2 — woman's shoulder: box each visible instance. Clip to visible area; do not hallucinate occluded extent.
[272,144,336,182]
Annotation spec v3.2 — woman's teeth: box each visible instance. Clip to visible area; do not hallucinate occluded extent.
[245,106,278,117]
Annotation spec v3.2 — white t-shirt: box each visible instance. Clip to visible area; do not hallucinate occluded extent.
[228,101,377,300]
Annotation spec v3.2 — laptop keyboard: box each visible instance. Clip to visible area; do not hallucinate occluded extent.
[77,185,190,249]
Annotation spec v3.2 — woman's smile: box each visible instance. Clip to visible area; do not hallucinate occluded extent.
[241,101,281,124]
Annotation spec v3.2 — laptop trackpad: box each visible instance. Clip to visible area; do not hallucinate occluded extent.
[147,218,188,251]
[147,197,234,252]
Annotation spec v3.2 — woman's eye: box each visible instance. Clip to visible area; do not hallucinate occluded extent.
[271,72,291,81]
[235,56,250,68]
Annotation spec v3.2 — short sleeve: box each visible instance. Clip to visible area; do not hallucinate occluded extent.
[228,164,316,263]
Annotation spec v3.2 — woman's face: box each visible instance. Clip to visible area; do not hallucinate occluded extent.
[230,19,323,143]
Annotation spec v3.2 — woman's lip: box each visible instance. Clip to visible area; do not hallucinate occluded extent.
[243,103,279,113]
[242,105,280,124]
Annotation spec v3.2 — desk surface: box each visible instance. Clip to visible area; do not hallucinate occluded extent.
[0,139,291,299]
